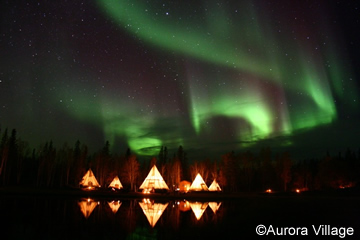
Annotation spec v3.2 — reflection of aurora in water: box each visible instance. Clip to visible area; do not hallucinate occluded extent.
[1,1,359,158]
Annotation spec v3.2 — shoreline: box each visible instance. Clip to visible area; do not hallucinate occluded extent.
[1,186,359,201]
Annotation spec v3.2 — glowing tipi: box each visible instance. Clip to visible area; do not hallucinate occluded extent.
[189,173,208,191]
[139,199,169,227]
[139,165,169,193]
[80,169,100,189]
[108,176,123,190]
[208,179,221,191]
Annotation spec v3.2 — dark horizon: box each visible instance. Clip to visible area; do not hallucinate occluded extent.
[1,117,360,162]
[0,124,359,194]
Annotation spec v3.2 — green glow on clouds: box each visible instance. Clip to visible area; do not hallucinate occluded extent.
[51,0,358,156]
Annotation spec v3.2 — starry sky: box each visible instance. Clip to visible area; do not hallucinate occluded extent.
[1,0,360,160]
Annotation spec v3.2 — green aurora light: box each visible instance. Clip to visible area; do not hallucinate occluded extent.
[50,0,358,156]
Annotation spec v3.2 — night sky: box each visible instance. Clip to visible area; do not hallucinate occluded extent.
[1,1,359,160]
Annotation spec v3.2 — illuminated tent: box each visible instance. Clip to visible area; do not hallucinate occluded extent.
[189,173,209,191]
[139,199,169,227]
[78,198,98,218]
[108,176,123,190]
[178,180,191,193]
[107,200,122,213]
[79,168,100,189]
[190,202,209,220]
[208,179,221,191]
[209,202,222,214]
[139,165,169,192]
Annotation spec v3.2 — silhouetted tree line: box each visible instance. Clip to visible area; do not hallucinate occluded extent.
[0,126,359,192]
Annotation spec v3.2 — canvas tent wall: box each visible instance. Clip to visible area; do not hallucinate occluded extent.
[208,179,221,191]
[80,169,100,188]
[189,173,209,191]
[139,165,169,192]
[108,176,123,189]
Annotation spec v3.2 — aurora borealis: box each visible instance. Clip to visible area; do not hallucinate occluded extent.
[1,1,359,159]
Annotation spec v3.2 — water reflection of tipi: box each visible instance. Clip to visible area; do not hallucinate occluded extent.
[190,202,209,220]
[138,199,168,227]
[179,200,191,212]
[208,202,222,214]
[78,198,98,218]
[108,200,122,213]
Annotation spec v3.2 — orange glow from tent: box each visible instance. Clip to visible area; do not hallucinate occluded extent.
[208,179,222,191]
[78,198,98,219]
[190,201,209,220]
[266,189,272,193]
[142,189,151,194]
[80,169,100,189]
[209,202,222,214]
[139,165,169,192]
[296,189,300,193]
[339,183,353,189]
[190,174,209,191]
[179,200,191,212]
[179,180,191,193]
[108,200,122,213]
[108,176,123,190]
[139,199,169,227]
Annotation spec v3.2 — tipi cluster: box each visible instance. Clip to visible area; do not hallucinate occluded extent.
[80,165,221,193]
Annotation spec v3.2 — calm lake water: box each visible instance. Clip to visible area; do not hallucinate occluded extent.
[1,193,359,239]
